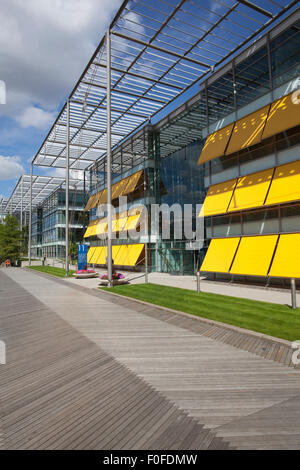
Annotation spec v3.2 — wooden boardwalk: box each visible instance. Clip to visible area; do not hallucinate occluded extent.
[1,268,300,449]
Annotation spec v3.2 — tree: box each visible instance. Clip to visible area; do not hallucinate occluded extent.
[0,214,23,264]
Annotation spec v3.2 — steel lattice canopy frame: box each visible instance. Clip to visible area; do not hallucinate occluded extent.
[32,0,298,173]
[0,198,8,217]
[5,174,86,214]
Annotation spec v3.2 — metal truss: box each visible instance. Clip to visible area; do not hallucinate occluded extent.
[31,0,297,173]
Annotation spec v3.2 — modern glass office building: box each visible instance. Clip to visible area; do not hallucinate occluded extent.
[31,188,87,258]
[83,9,300,283]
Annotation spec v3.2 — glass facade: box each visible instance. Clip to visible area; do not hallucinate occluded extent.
[86,14,300,279]
[31,189,87,259]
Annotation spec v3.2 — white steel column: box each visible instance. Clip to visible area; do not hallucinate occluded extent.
[106,30,112,287]
[65,99,70,276]
[144,164,148,283]
[28,164,33,265]
[20,176,23,229]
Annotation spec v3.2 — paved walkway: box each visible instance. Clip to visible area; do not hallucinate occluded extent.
[1,268,300,449]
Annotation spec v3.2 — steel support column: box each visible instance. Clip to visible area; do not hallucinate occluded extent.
[65,99,70,276]
[106,30,112,287]
[28,165,33,265]
[20,176,23,229]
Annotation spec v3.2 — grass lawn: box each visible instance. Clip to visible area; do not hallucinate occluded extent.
[101,283,300,341]
[28,265,76,278]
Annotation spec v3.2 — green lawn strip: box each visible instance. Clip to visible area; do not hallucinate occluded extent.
[101,283,300,341]
[27,265,75,278]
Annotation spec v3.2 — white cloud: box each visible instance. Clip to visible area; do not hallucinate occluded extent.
[0,0,121,120]
[16,106,56,129]
[47,167,84,181]
[0,155,24,180]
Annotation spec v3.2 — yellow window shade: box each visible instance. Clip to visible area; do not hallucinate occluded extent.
[112,245,122,264]
[225,105,270,155]
[228,168,274,212]
[200,237,240,273]
[112,178,129,200]
[87,247,96,263]
[123,170,143,195]
[115,245,128,266]
[269,233,300,278]
[230,235,278,276]
[127,214,141,231]
[262,91,300,140]
[197,123,234,165]
[96,246,107,265]
[84,193,97,212]
[128,205,144,216]
[128,244,145,266]
[98,188,107,205]
[199,179,237,217]
[118,215,128,232]
[93,191,103,209]
[83,226,91,238]
[90,247,100,264]
[92,247,102,264]
[95,219,107,237]
[111,217,119,233]
[84,220,98,238]
[265,160,300,206]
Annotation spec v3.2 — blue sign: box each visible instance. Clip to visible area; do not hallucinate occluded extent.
[78,244,88,270]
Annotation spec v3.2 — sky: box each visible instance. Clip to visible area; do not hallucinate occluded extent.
[0,0,122,200]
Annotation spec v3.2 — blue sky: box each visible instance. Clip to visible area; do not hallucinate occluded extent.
[0,0,122,199]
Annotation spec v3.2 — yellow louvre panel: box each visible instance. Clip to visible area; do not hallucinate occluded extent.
[197,123,234,165]
[92,191,103,209]
[98,189,107,205]
[265,160,300,206]
[269,233,300,278]
[89,224,97,237]
[199,179,237,217]
[116,245,128,266]
[225,105,270,155]
[127,214,141,231]
[127,244,145,266]
[112,178,129,200]
[90,193,100,210]
[95,219,107,236]
[93,247,103,264]
[123,170,143,195]
[90,247,100,264]
[230,235,278,276]
[111,217,121,233]
[83,226,91,238]
[112,245,122,264]
[118,216,128,232]
[87,247,96,263]
[128,205,144,216]
[228,168,274,212]
[262,91,300,139]
[97,246,107,265]
[200,237,240,273]
[84,193,97,212]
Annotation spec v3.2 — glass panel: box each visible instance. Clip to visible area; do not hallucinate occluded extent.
[207,70,235,124]
[235,45,270,109]
[270,20,300,88]
[210,153,239,184]
[281,204,300,233]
